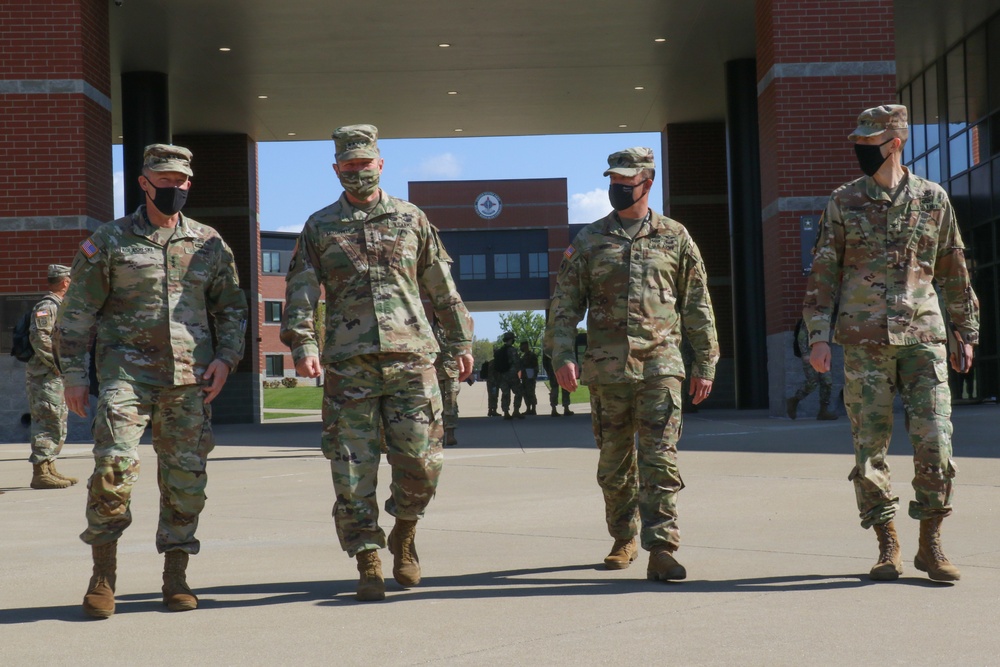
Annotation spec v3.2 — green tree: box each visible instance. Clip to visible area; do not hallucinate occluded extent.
[471,337,495,368]
[498,311,546,351]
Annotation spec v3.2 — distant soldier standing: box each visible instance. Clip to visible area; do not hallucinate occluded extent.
[786,317,837,421]
[546,147,719,581]
[542,353,572,417]
[804,105,979,582]
[281,124,473,601]
[495,332,523,419]
[57,144,248,618]
[519,341,539,415]
[25,264,77,489]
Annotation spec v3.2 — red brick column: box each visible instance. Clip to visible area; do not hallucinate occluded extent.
[756,0,896,415]
[0,0,112,441]
[661,122,734,407]
[173,133,261,424]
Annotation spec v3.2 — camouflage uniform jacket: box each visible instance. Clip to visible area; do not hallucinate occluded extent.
[55,208,248,389]
[281,191,473,364]
[545,210,719,384]
[803,170,980,347]
[26,293,62,378]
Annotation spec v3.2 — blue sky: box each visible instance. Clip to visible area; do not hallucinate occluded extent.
[112,132,662,342]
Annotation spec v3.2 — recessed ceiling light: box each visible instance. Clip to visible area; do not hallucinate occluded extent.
[634,86,645,90]
[258,95,268,99]
[287,132,297,136]
[654,38,666,43]
[447,91,458,95]
[618,124,628,128]
[438,43,451,48]
[118,135,123,139]
[454,128,463,132]
[219,47,231,52]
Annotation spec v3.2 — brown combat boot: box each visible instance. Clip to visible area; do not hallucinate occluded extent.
[786,396,800,419]
[603,537,639,570]
[869,520,903,580]
[82,542,117,618]
[816,404,838,420]
[914,517,961,582]
[355,549,386,601]
[162,551,198,611]
[647,545,687,581]
[387,518,421,587]
[48,460,78,485]
[30,461,72,489]
[445,428,458,447]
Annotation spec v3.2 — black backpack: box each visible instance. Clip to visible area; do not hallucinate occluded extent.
[492,345,511,374]
[10,311,34,362]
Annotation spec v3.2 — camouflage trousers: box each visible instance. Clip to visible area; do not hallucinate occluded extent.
[792,355,833,405]
[80,380,215,554]
[323,354,444,556]
[590,376,684,551]
[436,357,460,431]
[521,377,537,410]
[498,371,523,413]
[25,371,67,464]
[548,379,570,408]
[843,343,955,529]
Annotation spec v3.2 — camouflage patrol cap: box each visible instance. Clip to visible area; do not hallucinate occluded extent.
[603,147,656,177]
[48,264,71,279]
[848,105,908,141]
[333,124,380,162]
[143,144,194,177]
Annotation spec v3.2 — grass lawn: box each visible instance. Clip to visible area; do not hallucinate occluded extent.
[570,385,590,404]
[263,386,323,410]
[263,411,314,420]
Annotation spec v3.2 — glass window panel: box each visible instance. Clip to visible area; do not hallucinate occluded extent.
[926,63,941,148]
[972,223,993,267]
[927,148,942,183]
[914,157,927,179]
[950,174,971,228]
[974,269,996,356]
[950,131,970,175]
[989,14,1000,112]
[970,164,991,223]
[459,254,486,280]
[947,45,966,133]
[911,75,926,157]
[993,156,1000,216]
[967,28,989,122]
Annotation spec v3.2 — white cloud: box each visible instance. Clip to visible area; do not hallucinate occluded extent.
[568,188,610,224]
[416,153,461,179]
[113,171,125,218]
[275,223,304,233]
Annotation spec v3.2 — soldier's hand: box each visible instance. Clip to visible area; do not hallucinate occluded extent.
[295,356,322,378]
[810,342,831,373]
[202,359,231,404]
[456,353,475,382]
[555,363,578,393]
[689,377,713,405]
[950,343,974,374]
[65,385,90,418]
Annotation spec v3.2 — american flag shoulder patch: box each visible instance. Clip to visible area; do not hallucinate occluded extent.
[80,237,99,258]
[563,245,576,260]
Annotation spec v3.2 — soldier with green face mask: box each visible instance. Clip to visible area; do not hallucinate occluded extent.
[281,124,474,602]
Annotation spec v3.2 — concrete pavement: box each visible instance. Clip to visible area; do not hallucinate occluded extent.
[2,401,999,665]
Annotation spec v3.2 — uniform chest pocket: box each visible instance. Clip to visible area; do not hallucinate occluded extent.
[905,206,941,258]
[387,226,419,270]
[323,232,368,275]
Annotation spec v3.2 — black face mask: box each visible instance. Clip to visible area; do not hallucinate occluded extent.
[854,138,894,177]
[609,181,645,212]
[145,181,189,216]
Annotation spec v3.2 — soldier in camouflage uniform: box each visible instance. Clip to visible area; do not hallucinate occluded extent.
[495,332,523,419]
[803,105,979,582]
[545,147,719,582]
[434,320,461,446]
[786,318,837,420]
[56,144,248,618]
[519,341,539,415]
[25,264,77,490]
[281,124,473,602]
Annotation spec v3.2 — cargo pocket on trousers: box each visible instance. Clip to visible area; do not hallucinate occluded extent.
[932,358,951,416]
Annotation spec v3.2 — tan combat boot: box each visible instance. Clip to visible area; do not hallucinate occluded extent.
[647,545,687,581]
[82,542,117,618]
[914,517,961,582]
[30,461,72,489]
[387,518,421,587]
[48,461,79,485]
[355,549,386,601]
[816,403,838,420]
[869,520,903,580]
[603,537,638,570]
[162,551,198,611]
[786,396,800,420]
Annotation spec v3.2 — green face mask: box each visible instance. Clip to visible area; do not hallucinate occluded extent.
[338,167,380,199]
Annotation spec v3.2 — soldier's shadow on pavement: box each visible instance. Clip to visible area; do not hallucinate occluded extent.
[0,567,948,623]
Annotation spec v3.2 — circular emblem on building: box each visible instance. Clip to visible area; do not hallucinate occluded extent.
[474,192,502,220]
